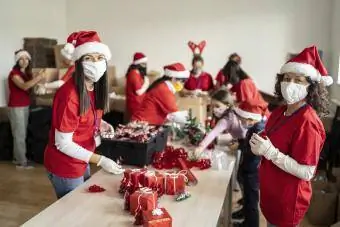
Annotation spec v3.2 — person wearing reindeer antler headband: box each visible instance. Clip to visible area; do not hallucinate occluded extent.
[181,41,214,96]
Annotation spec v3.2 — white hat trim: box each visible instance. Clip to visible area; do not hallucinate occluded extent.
[280,62,333,86]
[164,69,189,79]
[234,107,262,121]
[280,62,321,81]
[15,50,31,62]
[72,42,111,61]
[133,57,147,65]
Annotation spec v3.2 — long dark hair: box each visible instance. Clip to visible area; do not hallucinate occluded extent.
[222,60,249,85]
[74,57,109,116]
[228,53,241,64]
[146,76,172,92]
[13,49,33,80]
[126,64,147,77]
[274,74,330,117]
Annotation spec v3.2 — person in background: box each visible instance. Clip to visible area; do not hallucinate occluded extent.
[131,62,189,125]
[8,49,45,169]
[250,46,331,226]
[125,52,149,119]
[44,31,123,199]
[216,53,242,87]
[182,55,214,96]
[223,60,270,117]
[35,33,78,95]
[182,40,214,96]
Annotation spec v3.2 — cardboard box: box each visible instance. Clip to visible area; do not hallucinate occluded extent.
[176,95,210,126]
[107,65,117,87]
[0,107,9,123]
[32,68,59,84]
[35,94,54,107]
[54,44,68,69]
[109,96,126,113]
[308,182,338,226]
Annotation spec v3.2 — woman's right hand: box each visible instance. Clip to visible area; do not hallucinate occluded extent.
[97,156,124,174]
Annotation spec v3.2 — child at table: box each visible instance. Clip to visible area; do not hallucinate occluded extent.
[195,90,268,227]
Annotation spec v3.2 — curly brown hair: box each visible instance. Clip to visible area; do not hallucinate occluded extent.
[274,74,330,117]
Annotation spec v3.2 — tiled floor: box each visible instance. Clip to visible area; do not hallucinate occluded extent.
[0,162,327,227]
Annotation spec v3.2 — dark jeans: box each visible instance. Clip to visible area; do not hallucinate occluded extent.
[242,169,259,227]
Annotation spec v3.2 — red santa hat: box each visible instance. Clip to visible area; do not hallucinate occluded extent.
[163,62,190,79]
[15,50,31,62]
[234,101,264,121]
[280,45,333,86]
[133,52,147,65]
[63,31,111,61]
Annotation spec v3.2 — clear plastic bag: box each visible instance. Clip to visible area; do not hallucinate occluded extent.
[201,147,230,170]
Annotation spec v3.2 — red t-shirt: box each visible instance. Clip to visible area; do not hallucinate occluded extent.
[61,65,75,82]
[131,82,177,125]
[215,69,228,87]
[126,69,146,117]
[184,72,214,91]
[7,68,31,107]
[231,78,270,117]
[44,79,103,178]
[259,105,325,226]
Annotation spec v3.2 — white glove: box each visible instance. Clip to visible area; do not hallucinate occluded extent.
[249,133,274,158]
[249,133,316,181]
[109,92,117,99]
[97,156,124,174]
[34,84,47,95]
[100,120,114,133]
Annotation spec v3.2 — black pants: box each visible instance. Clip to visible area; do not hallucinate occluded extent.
[241,170,259,227]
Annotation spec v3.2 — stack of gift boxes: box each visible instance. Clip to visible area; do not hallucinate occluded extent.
[119,168,188,226]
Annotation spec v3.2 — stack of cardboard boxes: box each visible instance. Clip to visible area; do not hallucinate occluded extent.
[307,170,340,226]
[24,38,57,68]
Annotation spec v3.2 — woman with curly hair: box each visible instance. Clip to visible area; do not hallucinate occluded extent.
[250,46,332,226]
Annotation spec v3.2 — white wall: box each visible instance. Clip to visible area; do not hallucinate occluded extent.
[0,0,67,106]
[66,0,332,94]
[330,0,340,101]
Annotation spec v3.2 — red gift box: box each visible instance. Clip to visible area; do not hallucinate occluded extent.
[126,168,147,191]
[130,187,158,215]
[164,172,186,195]
[143,208,172,227]
[143,171,165,194]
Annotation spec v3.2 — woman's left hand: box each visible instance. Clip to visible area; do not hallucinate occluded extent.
[100,120,114,133]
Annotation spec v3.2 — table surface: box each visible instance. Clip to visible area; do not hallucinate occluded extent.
[23,154,235,227]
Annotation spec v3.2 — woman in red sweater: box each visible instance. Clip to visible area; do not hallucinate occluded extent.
[131,63,189,125]
[8,49,45,169]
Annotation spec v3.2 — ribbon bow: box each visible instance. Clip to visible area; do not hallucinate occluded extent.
[188,40,207,55]
[152,208,164,216]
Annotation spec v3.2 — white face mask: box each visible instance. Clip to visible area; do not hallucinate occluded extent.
[213,106,227,118]
[82,60,107,82]
[280,82,308,104]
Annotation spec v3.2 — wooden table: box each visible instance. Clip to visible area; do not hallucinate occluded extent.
[22,152,236,227]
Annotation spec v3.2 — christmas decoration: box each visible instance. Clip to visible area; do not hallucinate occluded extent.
[177,158,198,186]
[101,121,161,143]
[88,184,106,193]
[175,191,191,202]
[152,145,211,170]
